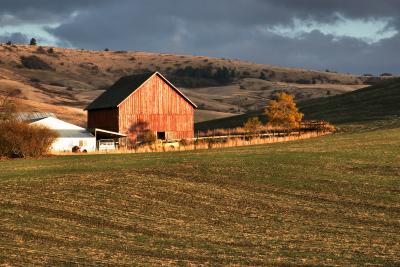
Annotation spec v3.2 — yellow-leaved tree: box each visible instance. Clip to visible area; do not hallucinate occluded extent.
[264,92,303,130]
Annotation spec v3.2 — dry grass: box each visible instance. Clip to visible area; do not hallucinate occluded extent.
[0,124,399,265]
[0,44,371,125]
[54,131,328,155]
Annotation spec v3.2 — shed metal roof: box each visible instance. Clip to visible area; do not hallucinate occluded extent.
[56,129,94,138]
[29,117,94,139]
[17,112,56,123]
[85,72,197,111]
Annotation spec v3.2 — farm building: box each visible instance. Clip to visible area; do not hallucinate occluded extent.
[26,115,96,152]
[86,72,197,143]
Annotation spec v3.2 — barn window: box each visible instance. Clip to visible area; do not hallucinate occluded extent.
[157,132,166,140]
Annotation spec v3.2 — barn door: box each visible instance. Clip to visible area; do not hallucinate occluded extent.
[157,132,166,140]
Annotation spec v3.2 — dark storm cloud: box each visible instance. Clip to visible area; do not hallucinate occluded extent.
[0,0,109,25]
[0,0,107,15]
[0,32,28,43]
[210,30,400,74]
[1,0,400,74]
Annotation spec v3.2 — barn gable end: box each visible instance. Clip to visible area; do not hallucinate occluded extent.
[86,72,196,142]
[85,72,196,111]
[119,74,194,140]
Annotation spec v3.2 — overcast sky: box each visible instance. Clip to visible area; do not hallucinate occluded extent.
[0,0,399,74]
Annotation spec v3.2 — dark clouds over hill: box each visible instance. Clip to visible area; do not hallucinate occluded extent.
[1,0,399,74]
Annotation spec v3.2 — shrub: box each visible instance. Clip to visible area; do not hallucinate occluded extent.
[179,139,190,146]
[47,47,55,54]
[167,66,236,88]
[79,62,99,74]
[259,72,267,80]
[49,82,64,87]
[380,73,393,77]
[269,71,276,79]
[36,46,46,54]
[242,71,250,77]
[243,117,262,135]
[0,120,58,158]
[20,56,53,70]
[30,77,41,83]
[141,130,157,144]
[296,79,312,84]
[30,38,37,46]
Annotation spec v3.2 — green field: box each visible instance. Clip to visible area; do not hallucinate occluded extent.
[1,121,399,265]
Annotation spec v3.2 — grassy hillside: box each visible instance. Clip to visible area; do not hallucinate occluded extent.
[195,110,261,131]
[300,78,400,123]
[1,125,399,265]
[0,44,371,125]
[196,78,400,131]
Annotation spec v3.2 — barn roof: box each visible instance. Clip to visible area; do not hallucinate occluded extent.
[85,72,197,110]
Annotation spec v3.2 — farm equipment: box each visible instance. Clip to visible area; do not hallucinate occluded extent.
[155,139,180,150]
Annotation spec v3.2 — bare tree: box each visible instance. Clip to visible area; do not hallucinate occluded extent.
[0,89,19,121]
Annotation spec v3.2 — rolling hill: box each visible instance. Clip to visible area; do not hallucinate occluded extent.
[299,78,400,123]
[195,78,400,131]
[0,44,375,126]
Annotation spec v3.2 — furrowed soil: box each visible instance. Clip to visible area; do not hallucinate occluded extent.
[0,125,399,265]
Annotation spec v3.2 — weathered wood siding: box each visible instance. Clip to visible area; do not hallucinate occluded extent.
[87,108,119,132]
[119,75,194,140]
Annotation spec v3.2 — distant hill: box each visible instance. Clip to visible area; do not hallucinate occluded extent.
[299,78,400,123]
[195,78,400,131]
[0,44,386,126]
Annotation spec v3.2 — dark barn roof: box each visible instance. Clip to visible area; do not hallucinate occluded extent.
[85,72,197,110]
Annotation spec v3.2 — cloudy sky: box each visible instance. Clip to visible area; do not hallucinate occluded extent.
[0,0,399,74]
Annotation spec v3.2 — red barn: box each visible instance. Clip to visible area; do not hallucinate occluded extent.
[86,72,197,143]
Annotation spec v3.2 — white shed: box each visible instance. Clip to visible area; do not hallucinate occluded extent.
[29,117,96,152]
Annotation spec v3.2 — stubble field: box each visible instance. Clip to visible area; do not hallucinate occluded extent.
[0,124,399,265]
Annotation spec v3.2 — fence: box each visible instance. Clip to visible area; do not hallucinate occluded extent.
[52,130,331,155]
